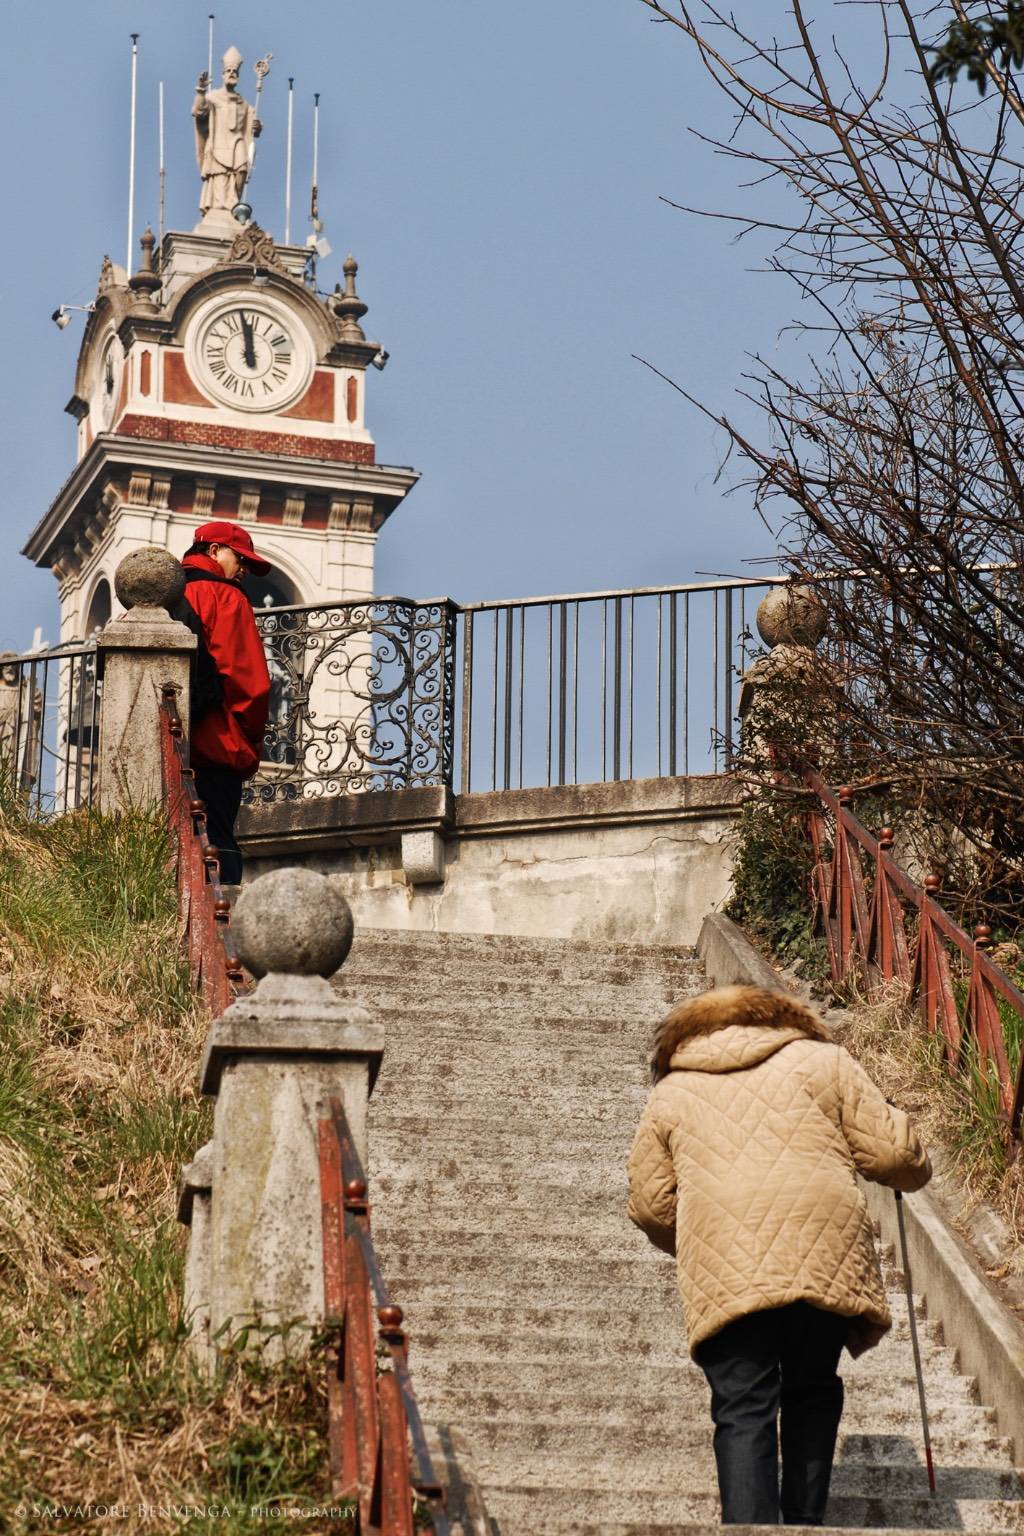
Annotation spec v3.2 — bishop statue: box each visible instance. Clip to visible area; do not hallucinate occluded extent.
[192,46,262,226]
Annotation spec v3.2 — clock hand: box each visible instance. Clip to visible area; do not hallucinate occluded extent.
[239,311,257,370]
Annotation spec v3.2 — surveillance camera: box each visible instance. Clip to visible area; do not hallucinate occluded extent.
[371,348,390,371]
[51,306,71,330]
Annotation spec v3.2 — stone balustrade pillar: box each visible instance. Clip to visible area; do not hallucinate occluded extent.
[96,547,195,814]
[195,867,382,1360]
[738,582,831,763]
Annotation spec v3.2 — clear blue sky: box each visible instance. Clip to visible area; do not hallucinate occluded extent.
[0,0,805,650]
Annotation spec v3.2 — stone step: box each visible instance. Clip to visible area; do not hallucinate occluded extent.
[396,1301,945,1352]
[371,1171,643,1206]
[483,1484,1024,1532]
[372,1110,653,1146]
[345,969,700,1004]
[347,927,700,966]
[378,1226,675,1264]
[370,1151,652,1187]
[369,1038,649,1076]
[346,969,703,1002]
[406,1319,946,1368]
[409,1357,975,1400]
[417,1386,995,1436]
[369,1078,651,1119]
[459,1418,1015,1467]
[383,1254,679,1298]
[379,1250,931,1308]
[534,1528,995,1536]
[372,1052,651,1089]
[384,1272,931,1316]
[375,1220,925,1277]
[358,1005,689,1040]
[465,1446,1024,1501]
[537,1524,1012,1536]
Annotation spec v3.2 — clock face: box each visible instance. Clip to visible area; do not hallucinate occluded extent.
[94,334,123,429]
[189,295,313,412]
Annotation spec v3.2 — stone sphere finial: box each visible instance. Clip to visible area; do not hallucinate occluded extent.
[231,868,355,980]
[756,584,827,650]
[113,547,186,611]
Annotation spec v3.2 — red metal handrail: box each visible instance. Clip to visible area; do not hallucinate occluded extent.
[805,769,1024,1138]
[159,686,246,1017]
[319,1095,449,1536]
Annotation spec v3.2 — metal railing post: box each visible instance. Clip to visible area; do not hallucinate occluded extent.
[459,609,474,794]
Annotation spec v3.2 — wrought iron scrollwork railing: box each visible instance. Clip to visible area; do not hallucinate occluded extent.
[249,578,781,802]
[251,598,457,802]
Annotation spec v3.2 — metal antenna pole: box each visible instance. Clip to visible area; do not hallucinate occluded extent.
[158,80,165,252]
[311,92,320,221]
[895,1192,937,1495]
[127,34,139,274]
[285,77,294,244]
[208,14,214,81]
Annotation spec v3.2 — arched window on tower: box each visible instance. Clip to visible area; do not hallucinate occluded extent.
[85,578,112,637]
[65,576,111,789]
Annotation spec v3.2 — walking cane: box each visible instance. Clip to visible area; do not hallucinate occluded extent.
[894,1190,936,1495]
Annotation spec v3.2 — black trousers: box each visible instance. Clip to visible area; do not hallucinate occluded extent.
[192,764,244,886]
[694,1301,847,1527]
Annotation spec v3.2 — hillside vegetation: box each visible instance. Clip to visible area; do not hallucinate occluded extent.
[0,792,335,1533]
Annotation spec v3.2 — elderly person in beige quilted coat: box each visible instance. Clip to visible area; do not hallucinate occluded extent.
[627,984,931,1528]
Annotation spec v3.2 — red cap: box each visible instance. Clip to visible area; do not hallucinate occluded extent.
[195,520,272,576]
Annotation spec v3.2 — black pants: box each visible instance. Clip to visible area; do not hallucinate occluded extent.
[695,1301,847,1527]
[192,764,244,886]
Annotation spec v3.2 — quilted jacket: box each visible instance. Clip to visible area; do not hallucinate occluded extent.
[627,986,931,1358]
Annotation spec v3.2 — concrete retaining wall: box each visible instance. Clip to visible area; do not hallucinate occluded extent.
[240,775,742,947]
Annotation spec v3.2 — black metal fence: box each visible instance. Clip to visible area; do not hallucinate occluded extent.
[0,575,775,818]
[456,578,776,793]
[249,598,458,802]
[0,644,99,814]
[249,576,776,801]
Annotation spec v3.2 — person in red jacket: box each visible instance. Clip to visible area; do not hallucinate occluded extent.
[176,520,272,885]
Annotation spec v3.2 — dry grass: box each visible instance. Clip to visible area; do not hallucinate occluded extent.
[0,793,343,1533]
[830,980,1024,1254]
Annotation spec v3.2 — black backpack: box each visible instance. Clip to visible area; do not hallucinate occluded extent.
[168,569,238,721]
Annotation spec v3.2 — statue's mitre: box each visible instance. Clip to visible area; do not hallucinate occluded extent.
[222,45,243,69]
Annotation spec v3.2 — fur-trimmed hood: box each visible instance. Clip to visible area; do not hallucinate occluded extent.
[650,985,830,1082]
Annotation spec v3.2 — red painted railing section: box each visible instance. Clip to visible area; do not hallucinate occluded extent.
[806,771,1024,1138]
[319,1096,449,1536]
[161,694,435,1519]
[159,687,245,1017]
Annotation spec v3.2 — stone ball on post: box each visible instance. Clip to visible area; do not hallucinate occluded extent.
[231,867,355,979]
[756,584,827,650]
[113,547,186,612]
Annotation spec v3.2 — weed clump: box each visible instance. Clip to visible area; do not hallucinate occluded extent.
[830,982,1024,1248]
[725,793,829,981]
[0,794,335,1532]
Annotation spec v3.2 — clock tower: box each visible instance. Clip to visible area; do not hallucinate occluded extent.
[23,214,419,644]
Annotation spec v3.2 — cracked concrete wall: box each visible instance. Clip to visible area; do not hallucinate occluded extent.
[246,811,737,946]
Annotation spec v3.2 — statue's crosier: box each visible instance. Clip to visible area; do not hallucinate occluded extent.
[192,46,262,225]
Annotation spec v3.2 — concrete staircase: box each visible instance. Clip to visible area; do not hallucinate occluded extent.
[339,927,1024,1534]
